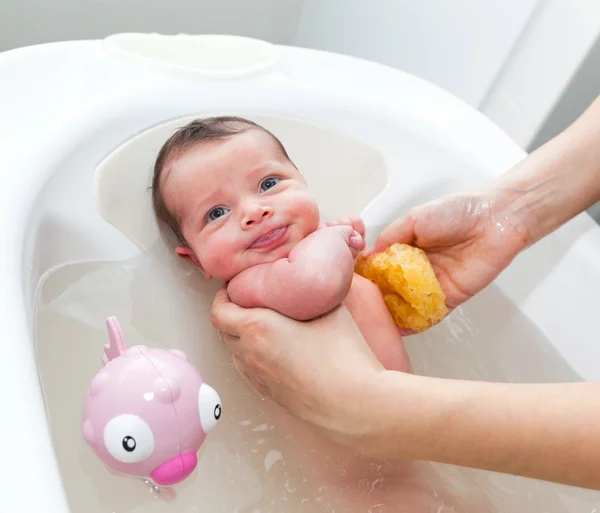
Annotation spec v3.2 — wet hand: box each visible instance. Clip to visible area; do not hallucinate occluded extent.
[364,191,530,329]
[210,286,384,445]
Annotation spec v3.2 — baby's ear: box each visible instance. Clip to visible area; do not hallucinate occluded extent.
[175,246,212,280]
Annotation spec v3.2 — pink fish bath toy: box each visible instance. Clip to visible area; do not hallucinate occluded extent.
[82,316,222,486]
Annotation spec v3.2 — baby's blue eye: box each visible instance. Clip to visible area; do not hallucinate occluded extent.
[260,177,280,192]
[207,206,230,222]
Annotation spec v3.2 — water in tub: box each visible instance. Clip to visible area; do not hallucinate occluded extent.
[34,248,600,512]
[32,110,600,512]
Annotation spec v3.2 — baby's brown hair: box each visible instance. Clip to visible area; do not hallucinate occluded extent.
[151,116,291,245]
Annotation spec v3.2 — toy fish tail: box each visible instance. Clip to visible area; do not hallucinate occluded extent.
[102,316,128,365]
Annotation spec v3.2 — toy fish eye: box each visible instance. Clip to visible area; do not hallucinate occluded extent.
[103,414,155,463]
[198,383,222,433]
[122,436,136,452]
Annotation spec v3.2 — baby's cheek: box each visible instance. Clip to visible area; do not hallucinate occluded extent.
[199,238,244,280]
[202,252,232,278]
[286,193,319,232]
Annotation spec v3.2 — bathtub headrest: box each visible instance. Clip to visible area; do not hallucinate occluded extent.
[94,114,387,257]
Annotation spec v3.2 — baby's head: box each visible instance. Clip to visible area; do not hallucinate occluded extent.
[152,116,320,281]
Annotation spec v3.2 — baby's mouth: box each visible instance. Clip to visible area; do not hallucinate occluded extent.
[249,226,288,249]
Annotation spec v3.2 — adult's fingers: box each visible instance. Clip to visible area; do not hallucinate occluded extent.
[398,327,416,336]
[363,212,417,256]
[210,285,250,338]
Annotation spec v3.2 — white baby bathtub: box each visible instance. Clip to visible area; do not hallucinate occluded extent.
[2,34,600,513]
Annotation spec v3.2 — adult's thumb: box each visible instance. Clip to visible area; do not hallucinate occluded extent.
[210,285,250,338]
[363,213,416,256]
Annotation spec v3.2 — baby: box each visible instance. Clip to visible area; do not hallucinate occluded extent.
[151,116,411,373]
[150,116,493,512]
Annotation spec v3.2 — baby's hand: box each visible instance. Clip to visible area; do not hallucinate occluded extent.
[322,215,366,257]
[325,224,364,258]
[324,215,366,240]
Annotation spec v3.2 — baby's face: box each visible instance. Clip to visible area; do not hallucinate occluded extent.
[162,129,320,281]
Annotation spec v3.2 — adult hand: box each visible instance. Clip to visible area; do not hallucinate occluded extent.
[364,189,530,323]
[210,286,385,446]
[212,280,600,490]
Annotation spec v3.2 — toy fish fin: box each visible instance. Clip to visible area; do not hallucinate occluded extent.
[102,316,128,365]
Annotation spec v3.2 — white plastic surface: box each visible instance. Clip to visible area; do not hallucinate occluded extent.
[103,33,281,79]
[0,34,599,512]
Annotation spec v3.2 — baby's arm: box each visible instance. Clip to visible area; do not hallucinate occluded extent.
[228,225,363,321]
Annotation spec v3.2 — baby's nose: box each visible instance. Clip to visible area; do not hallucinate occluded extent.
[242,205,274,228]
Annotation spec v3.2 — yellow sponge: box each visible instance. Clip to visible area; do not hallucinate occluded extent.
[355,243,448,332]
